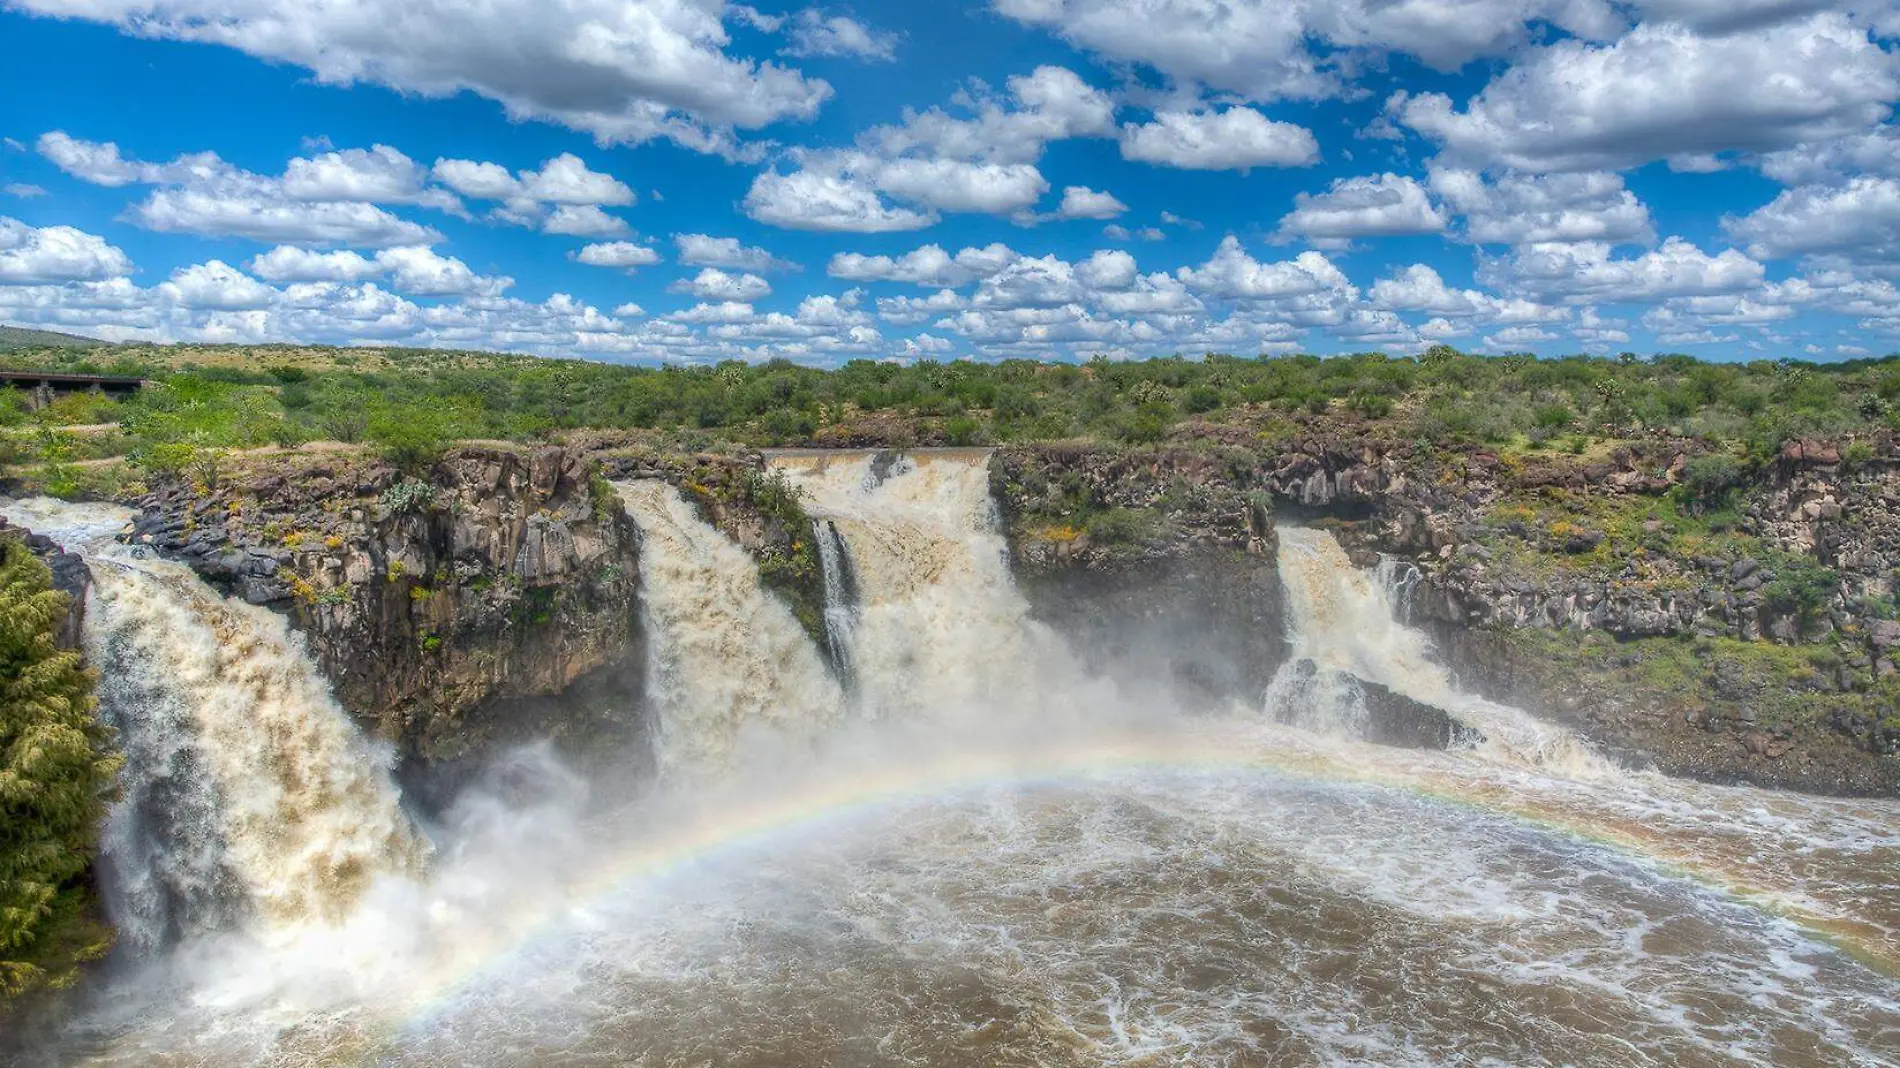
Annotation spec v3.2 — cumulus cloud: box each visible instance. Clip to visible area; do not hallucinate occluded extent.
[993,0,1622,102]
[40,132,445,247]
[571,241,664,271]
[1177,236,1354,300]
[0,216,133,284]
[1479,237,1766,303]
[542,205,632,238]
[1054,186,1128,220]
[12,0,834,154]
[748,66,1114,230]
[782,10,899,60]
[1119,108,1318,171]
[1428,168,1654,246]
[246,244,510,295]
[828,243,1020,286]
[1393,14,1900,172]
[1723,175,1900,261]
[1275,173,1447,242]
[157,260,278,309]
[674,233,797,272]
[668,267,773,301]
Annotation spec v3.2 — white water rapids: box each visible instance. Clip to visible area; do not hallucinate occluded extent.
[5,455,1898,1067]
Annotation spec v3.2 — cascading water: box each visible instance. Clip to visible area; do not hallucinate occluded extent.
[1267,525,1611,775]
[811,518,859,689]
[612,480,843,771]
[10,480,1900,1068]
[1,499,422,949]
[769,449,1099,723]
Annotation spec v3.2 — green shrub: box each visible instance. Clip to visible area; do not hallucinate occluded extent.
[0,540,119,1005]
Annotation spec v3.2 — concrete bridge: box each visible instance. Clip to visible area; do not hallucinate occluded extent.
[0,370,147,409]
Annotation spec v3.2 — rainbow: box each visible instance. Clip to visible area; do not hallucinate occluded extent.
[364,723,1896,1048]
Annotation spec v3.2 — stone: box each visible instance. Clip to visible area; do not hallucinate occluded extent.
[1730,557,1760,581]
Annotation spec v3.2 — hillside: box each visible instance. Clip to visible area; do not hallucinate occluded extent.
[0,325,104,351]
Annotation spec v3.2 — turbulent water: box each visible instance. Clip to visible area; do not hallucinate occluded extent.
[612,479,842,772]
[1,499,421,950]
[7,459,1900,1067]
[1269,526,1611,775]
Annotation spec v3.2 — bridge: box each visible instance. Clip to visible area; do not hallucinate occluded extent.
[0,370,147,408]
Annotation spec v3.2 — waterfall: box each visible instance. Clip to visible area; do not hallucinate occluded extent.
[812,519,860,690]
[1268,526,1611,775]
[0,498,423,949]
[612,480,844,772]
[769,450,1091,723]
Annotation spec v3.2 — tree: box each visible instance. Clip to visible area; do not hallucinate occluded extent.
[0,540,119,1005]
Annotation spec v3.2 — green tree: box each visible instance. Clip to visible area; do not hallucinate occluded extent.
[0,541,119,1004]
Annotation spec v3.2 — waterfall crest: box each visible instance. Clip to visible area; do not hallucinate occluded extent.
[1268,526,1612,775]
[770,450,1091,723]
[3,499,422,947]
[612,480,843,772]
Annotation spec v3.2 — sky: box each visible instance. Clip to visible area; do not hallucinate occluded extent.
[1,1,1899,365]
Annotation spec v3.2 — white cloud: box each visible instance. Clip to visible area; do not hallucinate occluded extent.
[1054,186,1128,220]
[674,233,796,272]
[749,65,1113,229]
[431,159,521,201]
[1119,108,1318,171]
[157,261,278,309]
[1428,168,1654,246]
[1394,14,1900,172]
[993,0,1621,102]
[782,10,899,61]
[828,243,1020,286]
[875,289,967,324]
[1723,175,1900,261]
[245,244,508,295]
[248,246,382,283]
[13,1,833,154]
[1276,173,1446,242]
[862,66,1114,165]
[1177,236,1354,300]
[571,241,663,271]
[518,154,636,206]
[375,246,512,296]
[543,205,632,238]
[743,168,936,232]
[280,145,430,203]
[40,133,445,247]
[668,267,773,301]
[136,189,441,247]
[3,184,46,198]
[1480,237,1766,303]
[0,216,133,284]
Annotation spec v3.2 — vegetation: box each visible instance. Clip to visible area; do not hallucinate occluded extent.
[0,540,119,1008]
[1,343,1898,477]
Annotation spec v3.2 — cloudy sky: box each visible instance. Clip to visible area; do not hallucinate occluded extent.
[3,1,1900,364]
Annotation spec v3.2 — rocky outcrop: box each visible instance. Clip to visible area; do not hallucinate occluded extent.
[992,444,1285,707]
[129,446,643,762]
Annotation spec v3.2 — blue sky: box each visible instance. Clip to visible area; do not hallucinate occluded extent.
[1,0,1898,364]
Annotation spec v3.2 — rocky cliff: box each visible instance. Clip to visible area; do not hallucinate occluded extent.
[1248,428,1900,794]
[129,446,643,764]
[992,443,1285,709]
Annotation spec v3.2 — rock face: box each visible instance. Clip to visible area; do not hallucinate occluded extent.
[1247,431,1900,794]
[992,444,1285,708]
[130,446,643,763]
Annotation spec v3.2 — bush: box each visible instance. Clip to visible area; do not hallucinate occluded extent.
[0,540,119,1005]
[368,404,457,473]
[944,415,983,446]
[1678,453,1745,513]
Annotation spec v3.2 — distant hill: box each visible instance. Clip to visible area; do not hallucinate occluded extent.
[0,324,105,350]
